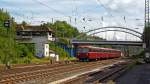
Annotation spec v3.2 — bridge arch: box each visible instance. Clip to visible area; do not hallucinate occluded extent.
[89,29,142,40]
[76,26,143,39]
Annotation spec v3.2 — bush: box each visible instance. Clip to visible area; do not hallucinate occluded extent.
[31,57,50,64]
[49,43,70,60]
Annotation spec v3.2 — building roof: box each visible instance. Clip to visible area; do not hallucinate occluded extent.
[16,25,53,32]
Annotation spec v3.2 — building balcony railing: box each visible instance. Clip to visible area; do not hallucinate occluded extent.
[16,35,32,39]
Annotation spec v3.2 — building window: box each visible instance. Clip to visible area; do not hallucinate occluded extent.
[46,52,48,55]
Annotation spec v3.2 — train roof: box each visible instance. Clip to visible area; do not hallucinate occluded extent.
[78,45,121,51]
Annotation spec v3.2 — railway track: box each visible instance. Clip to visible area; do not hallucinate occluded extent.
[0,58,121,84]
[62,60,131,84]
[0,61,77,76]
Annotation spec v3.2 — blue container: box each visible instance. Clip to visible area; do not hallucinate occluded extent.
[58,44,76,57]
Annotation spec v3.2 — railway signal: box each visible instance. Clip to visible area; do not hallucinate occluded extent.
[4,20,11,28]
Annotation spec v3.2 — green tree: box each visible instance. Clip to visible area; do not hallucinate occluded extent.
[43,21,80,45]
[21,21,27,26]
[0,9,16,68]
[44,21,80,38]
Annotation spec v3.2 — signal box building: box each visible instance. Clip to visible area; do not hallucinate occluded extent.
[16,25,54,58]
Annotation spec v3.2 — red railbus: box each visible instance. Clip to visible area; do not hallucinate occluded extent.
[77,46,122,61]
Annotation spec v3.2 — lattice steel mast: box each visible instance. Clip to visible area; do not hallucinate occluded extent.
[144,0,150,63]
[144,0,150,48]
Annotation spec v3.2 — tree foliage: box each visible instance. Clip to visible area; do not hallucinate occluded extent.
[0,8,16,64]
[0,9,35,64]
[43,21,80,38]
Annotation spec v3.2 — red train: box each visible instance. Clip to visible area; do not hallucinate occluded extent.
[77,46,122,61]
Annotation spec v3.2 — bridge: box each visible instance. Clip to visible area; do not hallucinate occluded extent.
[71,40,143,46]
[72,26,143,46]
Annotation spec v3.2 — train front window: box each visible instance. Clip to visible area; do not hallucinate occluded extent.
[78,48,89,53]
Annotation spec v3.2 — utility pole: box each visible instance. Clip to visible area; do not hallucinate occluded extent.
[145,0,150,47]
[52,18,54,24]
[145,0,149,28]
[144,0,150,63]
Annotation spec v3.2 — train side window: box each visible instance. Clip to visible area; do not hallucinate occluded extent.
[102,50,105,52]
[107,50,109,53]
[90,49,92,52]
[97,49,100,52]
[77,48,82,53]
[99,50,101,52]
[93,49,96,52]
[83,48,89,53]
[99,49,102,52]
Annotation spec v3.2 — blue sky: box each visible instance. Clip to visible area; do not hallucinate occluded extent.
[0,0,145,41]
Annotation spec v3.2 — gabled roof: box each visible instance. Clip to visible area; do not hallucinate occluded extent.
[16,25,52,32]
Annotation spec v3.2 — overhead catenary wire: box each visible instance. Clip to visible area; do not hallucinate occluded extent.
[96,0,114,17]
[9,0,112,28]
[22,0,75,24]
[96,0,124,26]
[31,0,67,17]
